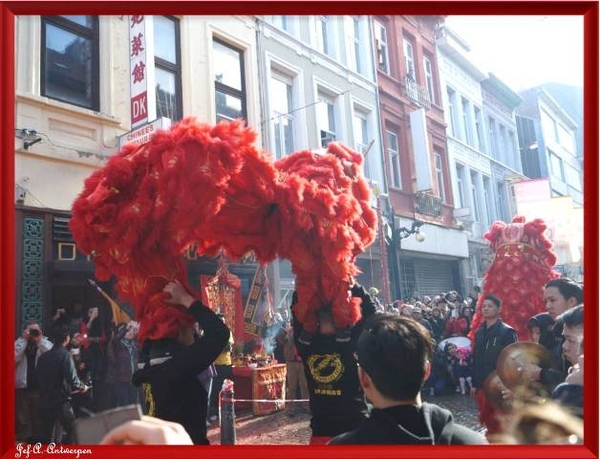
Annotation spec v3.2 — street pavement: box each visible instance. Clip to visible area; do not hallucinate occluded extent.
[207,391,484,444]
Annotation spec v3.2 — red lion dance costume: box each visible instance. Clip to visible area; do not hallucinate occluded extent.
[69,118,376,345]
[468,215,559,434]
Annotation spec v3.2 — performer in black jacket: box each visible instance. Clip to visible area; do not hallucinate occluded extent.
[329,314,486,445]
[470,294,517,436]
[36,324,90,444]
[132,281,229,444]
[291,283,376,444]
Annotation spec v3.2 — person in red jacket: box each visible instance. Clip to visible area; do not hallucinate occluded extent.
[444,308,468,337]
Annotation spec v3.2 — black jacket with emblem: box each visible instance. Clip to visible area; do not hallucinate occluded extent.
[132,301,229,444]
[291,284,375,437]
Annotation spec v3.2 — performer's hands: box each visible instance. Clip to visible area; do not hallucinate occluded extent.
[163,281,195,309]
[100,416,193,445]
[565,354,583,385]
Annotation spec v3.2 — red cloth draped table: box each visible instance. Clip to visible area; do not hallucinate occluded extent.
[232,364,287,415]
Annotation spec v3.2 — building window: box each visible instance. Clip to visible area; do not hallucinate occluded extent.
[446,87,458,137]
[41,16,99,110]
[267,16,299,37]
[154,16,182,121]
[434,152,446,203]
[58,243,77,261]
[540,108,559,143]
[564,163,582,189]
[403,38,415,79]
[470,171,481,221]
[488,116,497,157]
[482,176,491,225]
[474,107,484,152]
[386,131,402,189]
[557,123,575,153]
[317,92,336,147]
[270,71,295,159]
[508,131,518,168]
[423,55,435,104]
[315,15,333,56]
[456,164,465,208]
[273,16,289,32]
[469,252,479,278]
[497,181,507,221]
[353,109,370,176]
[550,150,565,181]
[213,38,246,123]
[374,21,389,74]
[346,16,363,74]
[461,97,471,145]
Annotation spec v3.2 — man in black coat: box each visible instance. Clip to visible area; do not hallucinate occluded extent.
[470,294,517,436]
[328,314,485,445]
[132,281,229,444]
[36,324,90,444]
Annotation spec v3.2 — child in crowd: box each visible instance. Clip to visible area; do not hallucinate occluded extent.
[444,342,473,395]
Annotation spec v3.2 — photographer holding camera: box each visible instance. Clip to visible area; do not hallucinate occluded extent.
[15,322,53,442]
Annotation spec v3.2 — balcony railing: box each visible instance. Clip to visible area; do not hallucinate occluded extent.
[404,76,432,110]
[415,191,443,217]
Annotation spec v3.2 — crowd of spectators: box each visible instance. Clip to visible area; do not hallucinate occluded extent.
[371,288,480,397]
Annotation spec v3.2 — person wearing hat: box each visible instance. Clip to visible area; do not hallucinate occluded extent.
[132,281,229,444]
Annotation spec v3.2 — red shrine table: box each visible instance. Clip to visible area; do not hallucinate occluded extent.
[231,364,287,415]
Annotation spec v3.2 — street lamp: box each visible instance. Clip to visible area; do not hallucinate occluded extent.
[396,221,426,243]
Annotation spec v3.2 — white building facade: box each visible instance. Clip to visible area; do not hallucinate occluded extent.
[257,15,386,309]
[436,26,497,291]
[14,14,263,329]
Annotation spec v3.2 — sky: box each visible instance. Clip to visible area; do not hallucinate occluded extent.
[443,16,584,92]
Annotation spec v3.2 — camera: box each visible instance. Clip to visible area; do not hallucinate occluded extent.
[28,328,41,338]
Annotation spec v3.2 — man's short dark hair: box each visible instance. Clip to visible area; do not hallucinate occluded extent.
[49,323,70,344]
[356,314,433,401]
[558,304,584,328]
[545,278,583,305]
[484,294,502,308]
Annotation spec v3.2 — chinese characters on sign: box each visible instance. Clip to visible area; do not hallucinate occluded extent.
[244,267,266,336]
[129,15,156,127]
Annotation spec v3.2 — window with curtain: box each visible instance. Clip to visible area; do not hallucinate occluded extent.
[270,71,295,158]
[374,21,390,74]
[317,92,336,147]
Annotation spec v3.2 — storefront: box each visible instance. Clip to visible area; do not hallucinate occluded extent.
[392,218,468,301]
